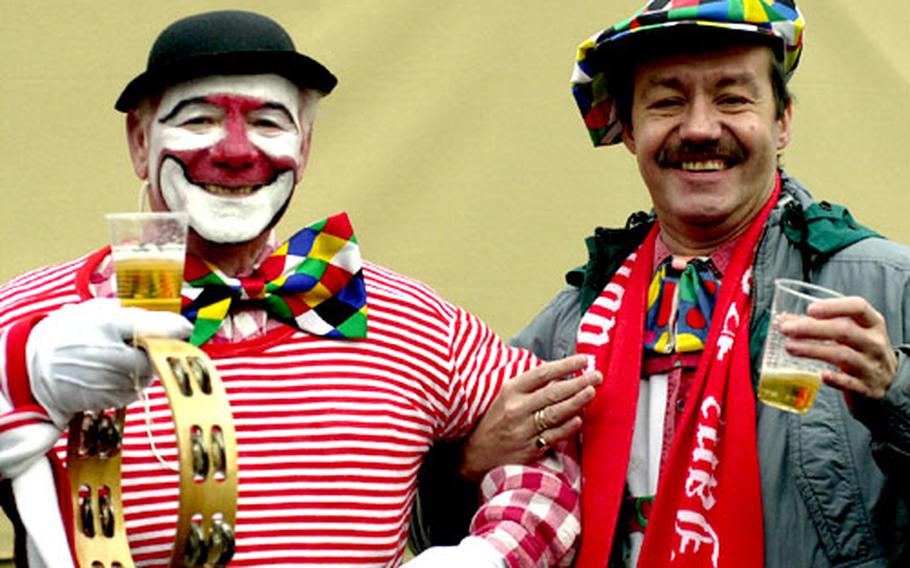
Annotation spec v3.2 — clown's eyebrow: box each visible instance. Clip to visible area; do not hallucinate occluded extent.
[158,97,209,123]
[157,99,297,126]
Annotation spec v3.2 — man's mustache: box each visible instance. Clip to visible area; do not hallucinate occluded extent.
[657,138,747,167]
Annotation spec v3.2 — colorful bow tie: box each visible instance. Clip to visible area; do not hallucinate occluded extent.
[644,256,720,355]
[181,212,368,346]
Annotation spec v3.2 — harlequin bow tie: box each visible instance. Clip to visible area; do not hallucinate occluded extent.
[181,212,368,346]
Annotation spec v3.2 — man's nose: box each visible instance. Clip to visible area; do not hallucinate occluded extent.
[210,115,257,169]
[678,98,721,142]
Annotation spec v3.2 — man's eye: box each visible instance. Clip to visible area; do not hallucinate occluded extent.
[650,98,682,109]
[718,95,749,107]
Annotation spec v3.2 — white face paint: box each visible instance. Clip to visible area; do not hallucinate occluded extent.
[146,74,307,244]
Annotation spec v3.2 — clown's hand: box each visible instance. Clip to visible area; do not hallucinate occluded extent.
[27,299,193,428]
[403,537,505,568]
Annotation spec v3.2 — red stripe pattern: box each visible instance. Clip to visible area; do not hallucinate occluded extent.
[0,252,580,567]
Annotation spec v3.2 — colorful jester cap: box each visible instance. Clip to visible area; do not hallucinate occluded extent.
[571,0,805,146]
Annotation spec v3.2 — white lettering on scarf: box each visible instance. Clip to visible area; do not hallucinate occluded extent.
[674,396,722,567]
[576,312,616,347]
[576,253,636,374]
[673,510,720,567]
[715,268,752,362]
[715,306,739,362]
[740,268,753,295]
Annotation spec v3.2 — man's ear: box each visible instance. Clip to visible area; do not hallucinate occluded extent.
[622,124,636,154]
[126,109,150,179]
[295,128,314,180]
[777,100,793,150]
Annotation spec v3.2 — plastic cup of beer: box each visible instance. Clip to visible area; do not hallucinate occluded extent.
[758,278,844,413]
[106,212,188,313]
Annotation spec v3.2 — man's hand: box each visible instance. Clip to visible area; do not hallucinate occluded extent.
[780,296,897,401]
[459,355,601,481]
[27,298,193,428]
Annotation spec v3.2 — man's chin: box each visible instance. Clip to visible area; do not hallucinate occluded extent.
[680,213,729,228]
[660,200,732,228]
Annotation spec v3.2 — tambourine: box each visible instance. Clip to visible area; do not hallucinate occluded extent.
[66,337,238,567]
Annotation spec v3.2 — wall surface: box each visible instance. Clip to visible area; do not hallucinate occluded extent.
[1,0,909,557]
[2,1,908,339]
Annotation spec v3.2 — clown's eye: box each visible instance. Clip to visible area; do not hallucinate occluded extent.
[178,115,219,131]
[253,118,281,130]
[248,108,296,136]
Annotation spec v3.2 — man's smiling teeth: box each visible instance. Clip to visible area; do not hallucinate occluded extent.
[203,183,259,195]
[681,159,727,172]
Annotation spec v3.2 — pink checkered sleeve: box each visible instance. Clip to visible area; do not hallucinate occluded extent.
[470,441,582,567]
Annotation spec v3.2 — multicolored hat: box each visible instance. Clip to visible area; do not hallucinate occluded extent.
[571,0,806,147]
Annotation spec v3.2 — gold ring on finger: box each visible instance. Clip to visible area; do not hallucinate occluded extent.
[535,435,549,451]
[533,408,550,433]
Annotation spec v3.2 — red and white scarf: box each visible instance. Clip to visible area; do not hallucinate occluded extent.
[575,179,781,568]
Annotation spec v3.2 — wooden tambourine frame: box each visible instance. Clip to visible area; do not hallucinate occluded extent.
[66,337,238,568]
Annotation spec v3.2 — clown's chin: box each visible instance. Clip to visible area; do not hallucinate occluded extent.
[193,207,286,244]
[160,159,295,244]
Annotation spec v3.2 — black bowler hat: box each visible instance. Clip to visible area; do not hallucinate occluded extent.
[115,10,337,112]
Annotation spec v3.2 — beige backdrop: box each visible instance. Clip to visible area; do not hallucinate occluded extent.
[2,1,909,340]
[1,0,909,562]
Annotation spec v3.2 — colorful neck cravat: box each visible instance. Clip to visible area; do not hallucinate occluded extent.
[644,257,720,355]
[181,212,367,346]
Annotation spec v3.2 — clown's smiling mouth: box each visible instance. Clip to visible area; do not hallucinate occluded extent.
[159,155,296,244]
[202,183,262,196]
[164,157,283,198]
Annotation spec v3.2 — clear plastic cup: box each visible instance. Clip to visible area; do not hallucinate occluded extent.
[106,212,189,313]
[757,278,844,413]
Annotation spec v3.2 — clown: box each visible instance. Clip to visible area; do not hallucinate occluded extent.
[0,10,600,567]
[137,74,308,245]
[114,12,337,275]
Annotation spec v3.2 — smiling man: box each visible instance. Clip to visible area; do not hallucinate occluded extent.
[0,10,598,567]
[413,1,910,567]
[522,1,910,566]
[623,44,790,253]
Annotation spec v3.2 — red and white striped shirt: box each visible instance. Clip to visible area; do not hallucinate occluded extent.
[0,248,581,567]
